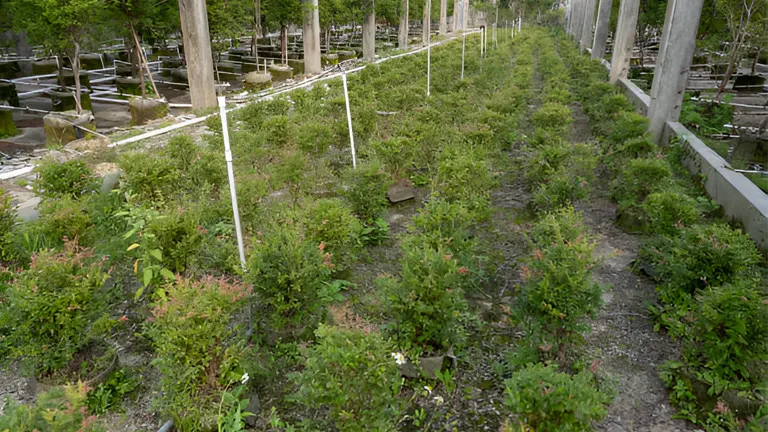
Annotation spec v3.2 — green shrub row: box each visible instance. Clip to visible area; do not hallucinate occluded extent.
[556,31,767,431]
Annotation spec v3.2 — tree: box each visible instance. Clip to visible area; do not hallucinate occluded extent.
[206,0,252,80]
[12,0,107,114]
[714,0,765,99]
[262,0,301,65]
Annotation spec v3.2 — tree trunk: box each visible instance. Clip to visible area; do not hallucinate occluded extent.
[363,4,376,62]
[13,31,32,75]
[751,48,760,75]
[715,33,745,100]
[130,26,147,98]
[398,0,409,48]
[281,25,288,65]
[72,42,82,114]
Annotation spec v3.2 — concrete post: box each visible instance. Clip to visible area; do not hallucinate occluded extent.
[609,0,640,84]
[580,0,597,53]
[591,0,612,60]
[440,0,447,34]
[462,0,468,31]
[452,0,459,31]
[363,3,376,61]
[178,0,217,109]
[648,0,704,144]
[565,0,572,33]
[423,0,431,44]
[572,0,586,41]
[302,0,321,74]
[399,0,409,48]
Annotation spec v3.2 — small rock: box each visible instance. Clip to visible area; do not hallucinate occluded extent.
[387,182,415,203]
[245,393,260,427]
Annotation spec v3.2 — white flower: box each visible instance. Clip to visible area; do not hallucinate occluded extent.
[424,385,433,395]
[391,352,406,365]
[240,372,250,385]
[433,395,444,406]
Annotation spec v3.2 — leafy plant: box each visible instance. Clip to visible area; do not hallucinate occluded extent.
[119,151,179,204]
[217,383,254,432]
[382,239,469,353]
[370,137,415,179]
[642,191,701,235]
[301,198,362,272]
[246,222,332,329]
[0,241,108,375]
[341,162,392,222]
[503,363,610,432]
[0,384,106,431]
[0,188,17,262]
[145,276,251,431]
[611,157,673,206]
[86,369,137,415]
[290,325,403,431]
[530,103,572,138]
[33,158,99,199]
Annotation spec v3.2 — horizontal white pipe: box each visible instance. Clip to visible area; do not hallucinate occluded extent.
[0,166,34,180]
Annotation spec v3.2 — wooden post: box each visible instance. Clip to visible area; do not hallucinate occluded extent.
[608,0,640,84]
[648,0,705,144]
[580,0,597,53]
[303,0,321,74]
[177,0,217,109]
[591,0,612,60]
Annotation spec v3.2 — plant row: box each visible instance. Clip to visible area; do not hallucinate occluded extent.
[555,29,767,432]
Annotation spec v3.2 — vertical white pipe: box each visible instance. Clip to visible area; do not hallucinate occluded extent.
[461,33,465,79]
[341,72,357,169]
[217,96,247,271]
[427,30,431,96]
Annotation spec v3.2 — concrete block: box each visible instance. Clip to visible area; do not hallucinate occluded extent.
[617,77,650,116]
[664,121,768,256]
[129,97,169,125]
[268,64,293,82]
[43,110,97,147]
[243,72,272,91]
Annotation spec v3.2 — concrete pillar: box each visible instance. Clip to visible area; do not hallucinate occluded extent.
[462,0,468,31]
[580,0,597,53]
[572,0,586,41]
[591,0,612,60]
[178,0,217,109]
[565,0,572,33]
[423,0,431,44]
[648,0,704,143]
[399,0,409,48]
[452,0,459,31]
[609,0,640,83]
[303,0,321,74]
[363,5,376,61]
[439,0,447,34]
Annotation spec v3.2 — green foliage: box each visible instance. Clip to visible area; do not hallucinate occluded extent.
[246,222,332,328]
[216,384,254,432]
[0,385,106,431]
[503,364,610,432]
[290,325,402,431]
[611,157,672,206]
[0,188,16,262]
[301,198,362,272]
[606,111,650,147]
[688,281,767,387]
[642,191,701,235]
[530,103,572,138]
[382,240,468,353]
[680,94,734,135]
[86,369,137,415]
[370,137,415,179]
[119,151,178,204]
[435,150,495,219]
[341,162,392,222]
[0,242,108,375]
[297,120,335,156]
[145,276,251,431]
[33,159,99,199]
[517,208,602,360]
[143,210,201,273]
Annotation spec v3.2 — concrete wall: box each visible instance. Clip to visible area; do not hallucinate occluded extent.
[603,60,768,255]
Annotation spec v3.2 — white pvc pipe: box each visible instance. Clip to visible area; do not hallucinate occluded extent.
[0,166,34,181]
[461,33,465,80]
[427,36,431,97]
[341,72,357,169]
[217,96,247,271]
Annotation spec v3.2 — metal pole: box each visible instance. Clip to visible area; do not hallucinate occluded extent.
[217,96,247,271]
[461,33,465,79]
[341,72,357,169]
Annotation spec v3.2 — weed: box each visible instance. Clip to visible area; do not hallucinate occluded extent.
[33,158,99,199]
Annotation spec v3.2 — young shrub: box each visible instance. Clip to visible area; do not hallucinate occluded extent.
[436,150,495,219]
[262,114,295,147]
[369,137,415,180]
[165,135,226,190]
[532,171,588,212]
[382,239,469,353]
[164,134,198,170]
[0,385,106,431]
[603,136,657,170]
[145,276,251,431]
[503,364,610,432]
[530,103,572,138]
[301,198,362,271]
[0,188,16,262]
[271,151,311,205]
[523,138,571,188]
[246,222,332,329]
[0,242,108,375]
[605,111,650,147]
[143,210,202,274]
[297,120,336,156]
[27,196,93,248]
[290,325,403,431]
[341,161,392,222]
[518,209,601,360]
[688,281,767,386]
[642,191,700,236]
[119,151,179,204]
[611,157,672,206]
[33,158,99,199]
